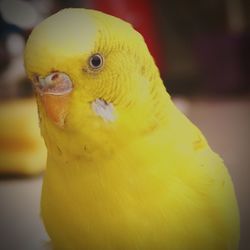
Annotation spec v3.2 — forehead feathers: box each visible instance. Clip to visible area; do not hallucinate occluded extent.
[25,9,97,73]
[24,8,144,76]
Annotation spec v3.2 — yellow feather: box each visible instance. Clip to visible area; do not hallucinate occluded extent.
[24,8,239,249]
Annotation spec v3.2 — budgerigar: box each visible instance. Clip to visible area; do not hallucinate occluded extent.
[24,8,240,250]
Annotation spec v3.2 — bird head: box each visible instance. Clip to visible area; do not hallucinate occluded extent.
[24,9,170,157]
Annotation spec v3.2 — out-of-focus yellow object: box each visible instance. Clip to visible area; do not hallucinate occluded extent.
[25,9,239,249]
[0,98,46,175]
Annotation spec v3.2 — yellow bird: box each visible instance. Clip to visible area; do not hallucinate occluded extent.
[24,8,240,250]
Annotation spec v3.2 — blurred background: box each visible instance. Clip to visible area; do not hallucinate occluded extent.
[0,0,249,249]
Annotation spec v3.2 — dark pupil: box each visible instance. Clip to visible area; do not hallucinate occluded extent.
[91,55,101,67]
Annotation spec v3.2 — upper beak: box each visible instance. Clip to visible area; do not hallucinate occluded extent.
[33,72,73,127]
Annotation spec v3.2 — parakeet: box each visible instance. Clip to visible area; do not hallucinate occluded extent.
[24,8,240,250]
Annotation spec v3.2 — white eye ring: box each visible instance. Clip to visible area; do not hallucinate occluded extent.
[88,53,104,70]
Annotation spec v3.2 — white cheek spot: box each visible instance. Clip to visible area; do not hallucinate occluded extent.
[91,99,116,122]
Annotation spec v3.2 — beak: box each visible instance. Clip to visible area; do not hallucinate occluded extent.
[33,72,73,127]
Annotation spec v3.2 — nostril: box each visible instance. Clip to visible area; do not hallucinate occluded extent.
[33,74,39,83]
[51,73,59,81]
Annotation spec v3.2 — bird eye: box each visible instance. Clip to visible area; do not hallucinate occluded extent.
[88,53,104,70]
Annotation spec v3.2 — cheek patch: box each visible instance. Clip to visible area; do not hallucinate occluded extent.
[91,99,116,122]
